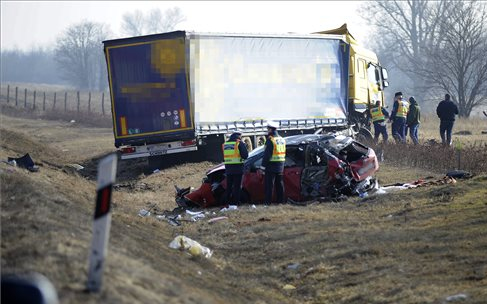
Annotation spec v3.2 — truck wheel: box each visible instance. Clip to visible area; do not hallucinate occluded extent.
[355,127,373,144]
[242,136,253,151]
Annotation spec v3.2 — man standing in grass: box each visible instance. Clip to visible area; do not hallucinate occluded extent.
[406,96,421,145]
[389,92,409,143]
[436,94,459,146]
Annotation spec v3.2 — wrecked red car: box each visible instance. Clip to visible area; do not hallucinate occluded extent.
[176,134,379,208]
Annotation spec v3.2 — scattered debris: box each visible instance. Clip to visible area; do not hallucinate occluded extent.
[114,182,154,192]
[287,263,300,270]
[446,170,472,179]
[66,163,84,171]
[169,235,212,258]
[445,293,468,302]
[7,153,39,172]
[138,203,157,217]
[208,216,228,224]
[138,209,151,217]
[220,205,238,212]
[153,169,160,174]
[70,120,76,123]
[282,284,296,290]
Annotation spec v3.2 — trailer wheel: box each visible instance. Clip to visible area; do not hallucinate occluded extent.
[242,136,253,151]
[256,136,266,147]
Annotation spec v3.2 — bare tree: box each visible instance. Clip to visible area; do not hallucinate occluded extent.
[361,0,456,93]
[120,7,185,37]
[146,7,186,34]
[55,20,112,90]
[121,10,145,37]
[420,1,487,117]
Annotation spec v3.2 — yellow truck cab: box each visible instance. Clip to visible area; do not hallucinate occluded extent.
[316,24,389,133]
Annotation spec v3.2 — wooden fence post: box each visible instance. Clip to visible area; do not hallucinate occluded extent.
[77,91,80,113]
[33,90,36,110]
[43,92,46,111]
[15,87,18,106]
[24,88,27,108]
[6,85,9,103]
[64,92,67,112]
[101,92,105,116]
[53,92,57,110]
[88,92,91,113]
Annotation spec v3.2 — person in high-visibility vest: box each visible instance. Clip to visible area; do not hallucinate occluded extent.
[222,131,248,205]
[389,91,409,143]
[369,100,390,144]
[262,121,286,204]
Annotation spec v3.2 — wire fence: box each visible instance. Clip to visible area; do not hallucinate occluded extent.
[0,83,111,116]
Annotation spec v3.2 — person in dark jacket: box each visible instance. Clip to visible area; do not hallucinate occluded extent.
[262,121,286,204]
[389,92,409,143]
[222,131,248,205]
[369,100,390,144]
[406,96,421,145]
[436,94,459,146]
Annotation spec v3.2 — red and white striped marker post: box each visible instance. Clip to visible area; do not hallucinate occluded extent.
[86,153,117,292]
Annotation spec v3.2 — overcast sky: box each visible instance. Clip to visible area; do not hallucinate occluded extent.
[1,1,370,51]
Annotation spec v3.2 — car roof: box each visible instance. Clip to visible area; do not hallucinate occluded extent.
[284,134,335,146]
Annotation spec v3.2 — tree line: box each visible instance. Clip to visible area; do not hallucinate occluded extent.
[1,7,185,92]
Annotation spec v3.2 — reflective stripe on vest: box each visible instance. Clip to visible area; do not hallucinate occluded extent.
[270,136,286,162]
[222,141,242,164]
[370,106,385,122]
[396,100,409,118]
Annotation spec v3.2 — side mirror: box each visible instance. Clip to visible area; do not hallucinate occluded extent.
[381,68,389,80]
[383,80,389,88]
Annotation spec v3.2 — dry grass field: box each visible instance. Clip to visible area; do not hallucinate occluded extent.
[1,104,487,303]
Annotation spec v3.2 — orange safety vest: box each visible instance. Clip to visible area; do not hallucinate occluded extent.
[222,140,243,164]
[396,99,409,118]
[269,136,286,162]
[370,106,385,122]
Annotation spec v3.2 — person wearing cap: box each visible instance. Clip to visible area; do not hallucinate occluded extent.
[222,130,249,205]
[389,91,409,143]
[436,94,459,146]
[369,100,390,144]
[406,96,421,145]
[262,121,286,204]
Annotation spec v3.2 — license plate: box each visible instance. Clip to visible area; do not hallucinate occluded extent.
[149,149,167,156]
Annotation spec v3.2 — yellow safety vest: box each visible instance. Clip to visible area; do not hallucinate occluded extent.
[370,106,385,122]
[222,140,243,164]
[396,100,409,118]
[269,136,286,162]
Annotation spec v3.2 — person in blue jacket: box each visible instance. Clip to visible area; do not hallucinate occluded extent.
[436,94,459,146]
[262,121,286,204]
[222,131,248,205]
